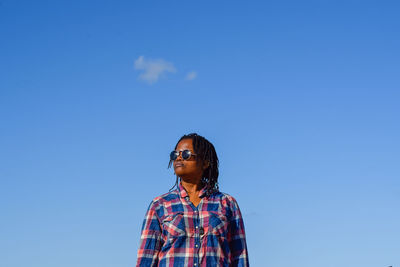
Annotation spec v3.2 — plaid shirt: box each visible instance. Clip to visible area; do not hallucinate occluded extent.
[136,183,249,267]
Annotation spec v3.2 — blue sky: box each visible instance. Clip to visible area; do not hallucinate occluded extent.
[1,1,399,266]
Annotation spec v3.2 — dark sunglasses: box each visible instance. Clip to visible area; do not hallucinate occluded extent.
[170,150,197,161]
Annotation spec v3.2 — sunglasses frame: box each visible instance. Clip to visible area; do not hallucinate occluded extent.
[170,149,197,161]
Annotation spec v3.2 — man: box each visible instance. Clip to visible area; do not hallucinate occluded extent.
[136,133,249,266]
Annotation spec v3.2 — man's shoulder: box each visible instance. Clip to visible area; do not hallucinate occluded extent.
[208,190,239,205]
[151,189,180,205]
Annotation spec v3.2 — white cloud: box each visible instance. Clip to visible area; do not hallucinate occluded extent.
[185,71,197,81]
[134,56,176,84]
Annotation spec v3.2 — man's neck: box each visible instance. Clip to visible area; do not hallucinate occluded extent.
[181,179,203,195]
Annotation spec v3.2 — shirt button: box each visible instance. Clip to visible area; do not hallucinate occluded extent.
[194,264,197,266]
[195,226,199,229]
[195,244,198,247]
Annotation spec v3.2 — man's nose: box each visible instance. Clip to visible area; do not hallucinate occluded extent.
[175,151,183,160]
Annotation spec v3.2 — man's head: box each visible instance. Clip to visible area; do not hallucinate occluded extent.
[168,133,219,196]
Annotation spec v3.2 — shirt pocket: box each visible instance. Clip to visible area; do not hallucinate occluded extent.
[162,212,186,240]
[207,211,228,238]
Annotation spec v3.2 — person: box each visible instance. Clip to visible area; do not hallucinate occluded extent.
[136,133,249,266]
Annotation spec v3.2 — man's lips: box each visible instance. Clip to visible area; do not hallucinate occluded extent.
[174,163,184,168]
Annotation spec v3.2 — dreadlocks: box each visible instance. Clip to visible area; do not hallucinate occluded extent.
[168,133,219,197]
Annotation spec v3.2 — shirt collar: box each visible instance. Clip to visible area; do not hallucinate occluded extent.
[178,182,207,199]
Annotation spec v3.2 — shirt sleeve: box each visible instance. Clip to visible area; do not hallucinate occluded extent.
[136,200,163,267]
[228,197,249,267]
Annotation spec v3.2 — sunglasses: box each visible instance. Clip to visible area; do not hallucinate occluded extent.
[170,150,197,161]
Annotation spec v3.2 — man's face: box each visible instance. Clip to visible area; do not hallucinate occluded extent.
[173,139,204,181]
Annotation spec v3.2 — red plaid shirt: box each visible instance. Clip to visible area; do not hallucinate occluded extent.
[136,183,249,266]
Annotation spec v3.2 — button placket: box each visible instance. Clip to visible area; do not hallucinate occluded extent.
[193,208,200,266]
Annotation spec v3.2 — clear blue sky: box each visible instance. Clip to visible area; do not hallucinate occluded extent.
[1,0,399,266]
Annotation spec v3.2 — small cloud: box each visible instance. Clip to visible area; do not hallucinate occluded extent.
[134,56,176,84]
[185,71,197,81]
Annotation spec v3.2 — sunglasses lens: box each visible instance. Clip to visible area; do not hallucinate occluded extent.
[182,150,191,160]
[170,151,178,160]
